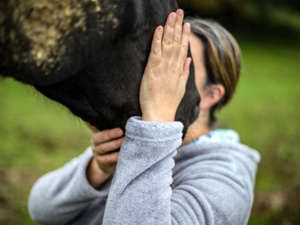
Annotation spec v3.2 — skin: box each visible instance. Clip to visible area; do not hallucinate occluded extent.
[86,10,226,188]
[181,33,225,146]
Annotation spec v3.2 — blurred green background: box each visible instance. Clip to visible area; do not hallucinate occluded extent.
[0,0,299,224]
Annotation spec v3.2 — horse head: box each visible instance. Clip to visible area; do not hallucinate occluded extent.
[0,0,200,136]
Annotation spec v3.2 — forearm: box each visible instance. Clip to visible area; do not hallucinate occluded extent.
[102,118,260,225]
[86,157,112,188]
[103,116,183,225]
[28,148,109,224]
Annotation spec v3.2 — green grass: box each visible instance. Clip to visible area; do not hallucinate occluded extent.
[216,34,300,224]
[0,81,92,224]
[0,32,299,224]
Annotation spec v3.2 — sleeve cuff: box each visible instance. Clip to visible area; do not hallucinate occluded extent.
[125,116,184,141]
[76,147,111,199]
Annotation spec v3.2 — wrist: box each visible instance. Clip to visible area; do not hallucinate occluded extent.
[86,158,112,188]
[142,112,175,122]
[142,116,175,122]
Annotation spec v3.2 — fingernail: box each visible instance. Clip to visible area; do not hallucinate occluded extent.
[115,129,122,135]
[177,9,183,17]
[171,13,176,20]
[185,23,190,31]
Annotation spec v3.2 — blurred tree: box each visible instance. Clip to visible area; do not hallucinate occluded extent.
[177,0,300,33]
[178,0,300,14]
[177,0,244,15]
[177,0,246,32]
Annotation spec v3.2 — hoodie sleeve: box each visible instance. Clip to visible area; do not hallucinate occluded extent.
[103,116,184,225]
[28,147,111,225]
[102,117,260,225]
[29,116,260,225]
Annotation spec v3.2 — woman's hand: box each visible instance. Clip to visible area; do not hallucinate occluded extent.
[86,123,124,188]
[140,9,191,122]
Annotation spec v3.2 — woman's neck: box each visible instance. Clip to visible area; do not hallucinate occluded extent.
[181,109,211,146]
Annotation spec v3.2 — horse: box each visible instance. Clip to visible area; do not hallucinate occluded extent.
[0,0,200,136]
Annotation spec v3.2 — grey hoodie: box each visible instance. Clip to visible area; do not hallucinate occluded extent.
[28,116,260,225]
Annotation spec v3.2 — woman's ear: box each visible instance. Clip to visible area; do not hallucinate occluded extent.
[199,84,225,109]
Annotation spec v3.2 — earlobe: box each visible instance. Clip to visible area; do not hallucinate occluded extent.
[199,84,225,109]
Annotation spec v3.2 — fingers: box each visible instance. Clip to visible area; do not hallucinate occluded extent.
[162,10,190,78]
[147,9,189,72]
[161,12,176,61]
[96,151,119,167]
[92,128,123,146]
[171,9,184,63]
[147,26,163,68]
[91,128,124,155]
[89,128,123,177]
[93,137,125,155]
[179,23,191,66]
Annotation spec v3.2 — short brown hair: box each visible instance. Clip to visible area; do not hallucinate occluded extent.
[186,18,242,126]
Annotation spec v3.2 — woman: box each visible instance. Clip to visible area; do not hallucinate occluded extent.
[28,10,260,225]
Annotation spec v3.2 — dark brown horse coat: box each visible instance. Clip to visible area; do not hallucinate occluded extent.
[0,0,200,136]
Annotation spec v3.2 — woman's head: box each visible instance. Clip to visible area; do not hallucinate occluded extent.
[187,18,242,127]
